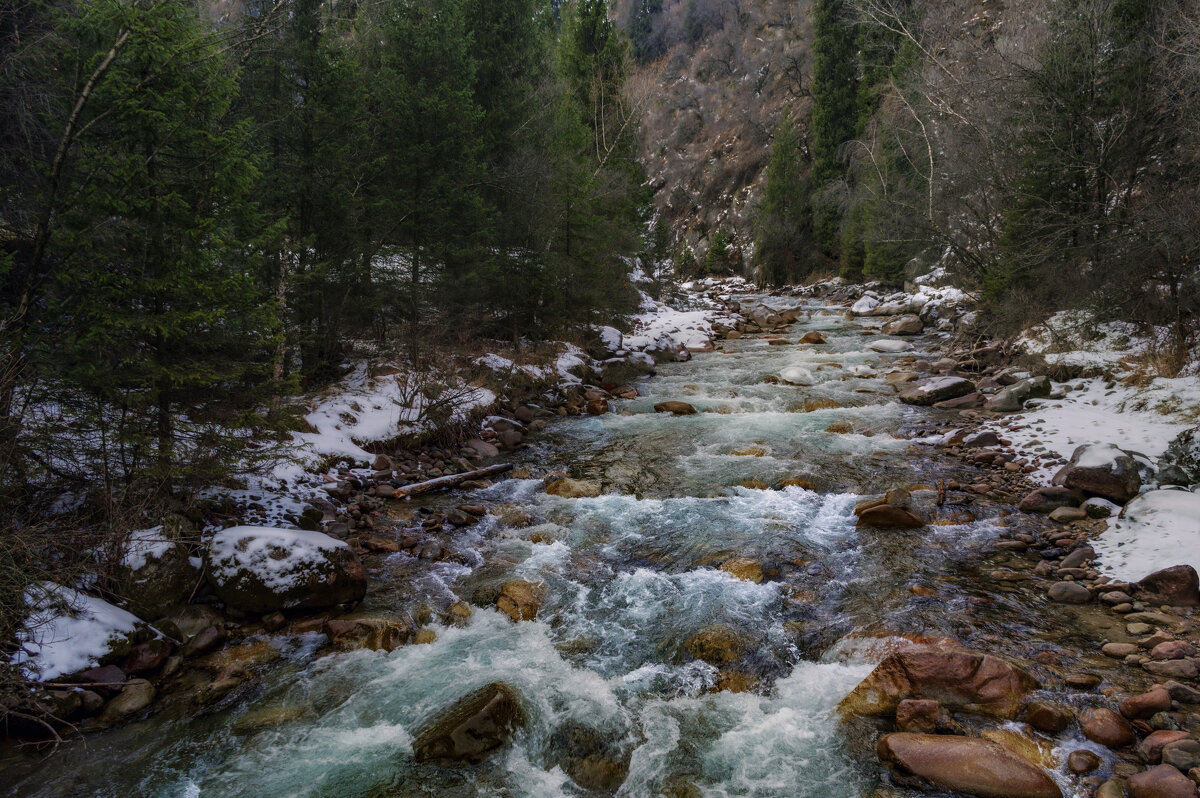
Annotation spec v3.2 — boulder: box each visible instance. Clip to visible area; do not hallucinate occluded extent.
[718,558,763,584]
[1018,487,1084,514]
[496,580,542,622]
[653,401,697,416]
[205,526,367,614]
[1128,764,1197,798]
[1138,565,1200,608]
[1024,701,1073,732]
[116,521,202,620]
[899,376,977,406]
[412,683,525,764]
[896,698,941,733]
[1159,426,1200,485]
[1047,581,1091,604]
[877,733,1061,798]
[464,438,501,458]
[1078,706,1135,748]
[683,625,747,666]
[1161,739,1200,772]
[799,331,826,344]
[838,645,1039,720]
[1048,506,1088,523]
[1120,688,1172,720]
[868,339,914,353]
[545,478,602,498]
[856,505,926,530]
[97,679,156,725]
[882,315,924,336]
[1053,443,1141,503]
[1139,730,1192,764]
[323,617,410,652]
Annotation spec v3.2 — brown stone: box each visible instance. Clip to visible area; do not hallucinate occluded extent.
[496,580,542,622]
[653,401,697,416]
[1121,688,1173,720]
[1079,707,1136,748]
[718,557,764,584]
[1139,730,1192,764]
[799,331,826,344]
[1151,641,1197,661]
[123,639,172,675]
[856,505,926,530]
[1128,764,1198,798]
[545,478,602,498]
[1068,749,1102,774]
[1144,659,1199,680]
[586,398,609,415]
[838,645,1039,720]
[1025,701,1073,732]
[323,617,410,652]
[683,625,747,666]
[877,733,1061,798]
[896,699,941,733]
[413,683,525,764]
[1138,565,1200,608]
[98,679,156,725]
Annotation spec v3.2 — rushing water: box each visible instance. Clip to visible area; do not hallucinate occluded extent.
[3,297,1073,797]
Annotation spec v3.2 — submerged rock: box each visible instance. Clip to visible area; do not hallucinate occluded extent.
[653,401,697,415]
[838,645,1038,720]
[496,580,542,622]
[545,477,603,498]
[877,733,1061,798]
[683,624,747,666]
[412,683,525,764]
[856,505,926,529]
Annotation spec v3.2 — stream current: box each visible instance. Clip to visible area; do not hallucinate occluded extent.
[4,296,1084,797]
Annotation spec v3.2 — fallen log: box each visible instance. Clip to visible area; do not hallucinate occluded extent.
[392,463,513,499]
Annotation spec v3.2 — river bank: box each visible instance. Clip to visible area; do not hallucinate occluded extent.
[4,277,1199,798]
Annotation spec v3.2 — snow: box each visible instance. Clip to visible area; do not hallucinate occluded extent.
[1094,490,1200,581]
[868,339,914,353]
[598,326,623,354]
[851,296,879,315]
[1074,443,1126,471]
[13,583,142,680]
[208,526,348,593]
[625,306,722,354]
[780,367,814,386]
[916,376,966,395]
[122,526,174,573]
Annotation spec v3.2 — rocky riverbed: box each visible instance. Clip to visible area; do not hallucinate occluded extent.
[3,281,1199,798]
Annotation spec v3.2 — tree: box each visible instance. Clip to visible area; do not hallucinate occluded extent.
[755,116,819,284]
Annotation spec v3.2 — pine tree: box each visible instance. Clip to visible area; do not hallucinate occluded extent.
[809,0,859,256]
[754,117,818,285]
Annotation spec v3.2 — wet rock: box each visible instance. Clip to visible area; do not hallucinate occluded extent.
[876,733,1061,798]
[464,438,500,458]
[981,728,1059,769]
[934,392,985,410]
[1098,780,1128,798]
[1128,764,1197,798]
[496,580,542,622]
[1053,444,1142,503]
[803,398,843,412]
[868,339,914,353]
[1141,731,1194,764]
[545,478,602,498]
[552,720,630,791]
[1068,749,1102,774]
[1121,688,1173,720]
[683,625,747,666]
[1049,506,1088,523]
[195,664,254,705]
[799,331,826,344]
[1060,546,1097,569]
[838,645,1038,720]
[205,526,367,614]
[1138,566,1200,608]
[98,679,155,725]
[856,505,926,530]
[122,639,172,675]
[653,401,697,415]
[1048,581,1091,603]
[1079,707,1136,748]
[586,398,609,415]
[1151,641,1196,661]
[1025,701,1073,732]
[896,698,941,733]
[116,520,203,620]
[1019,487,1084,514]
[899,376,976,406]
[323,617,409,652]
[718,557,764,583]
[882,315,924,335]
[1161,739,1200,772]
[1164,681,1200,704]
[412,683,525,764]
[180,625,226,658]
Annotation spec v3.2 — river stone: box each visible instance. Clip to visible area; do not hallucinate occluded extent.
[464,438,500,458]
[1068,749,1102,774]
[1048,506,1088,523]
[718,557,763,583]
[1144,659,1199,679]
[1151,640,1196,660]
[896,698,941,733]
[1128,764,1197,798]
[412,683,525,764]
[856,505,926,530]
[98,679,156,725]
[838,645,1038,720]
[799,331,826,344]
[1140,730,1192,764]
[122,639,172,675]
[882,315,924,335]
[1079,706,1135,748]
[899,376,976,406]
[980,728,1059,769]
[1052,443,1142,503]
[545,478,602,498]
[1060,546,1097,569]
[683,625,747,666]
[1138,565,1200,608]
[653,401,697,415]
[496,580,542,622]
[1047,581,1091,603]
[876,733,1061,798]
[205,526,367,614]
[323,617,410,652]
[868,339,914,353]
[1019,486,1084,514]
[1104,643,1139,659]
[1121,688,1173,720]
[116,519,202,620]
[1161,739,1200,771]
[1024,701,1073,732]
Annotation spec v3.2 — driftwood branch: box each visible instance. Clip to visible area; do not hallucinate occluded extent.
[392,463,513,499]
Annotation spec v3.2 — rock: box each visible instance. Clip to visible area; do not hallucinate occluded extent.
[1164,681,1200,704]
[116,521,203,620]
[934,392,985,409]
[653,401,697,415]
[122,639,172,675]
[464,438,500,458]
[1121,688,1173,720]
[1053,443,1142,503]
[323,617,409,652]
[1129,764,1198,798]
[1141,731,1193,764]
[1025,701,1073,732]
[1079,706,1136,748]
[1098,780,1128,798]
[779,366,815,385]
[882,315,924,335]
[1061,546,1097,569]
[838,645,1039,720]
[876,733,1061,798]
[1068,749,1102,774]
[1019,487,1084,514]
[803,398,842,412]
[545,478,602,498]
[412,683,525,764]
[1151,641,1197,661]
[205,526,367,614]
[180,625,226,658]
[1161,739,1200,772]
[1048,581,1091,603]
[98,679,155,725]
[718,558,763,583]
[868,339,914,353]
[856,505,926,529]
[899,376,977,406]
[496,580,542,622]
[1049,506,1088,523]
[1144,659,1199,679]
[586,398,609,415]
[896,698,941,733]
[965,431,1002,447]
[981,728,1059,769]
[683,625,747,666]
[1138,566,1200,608]
[799,331,826,344]
[1160,426,1200,485]
[1104,643,1140,659]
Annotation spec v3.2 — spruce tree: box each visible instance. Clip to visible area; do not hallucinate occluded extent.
[755,117,818,285]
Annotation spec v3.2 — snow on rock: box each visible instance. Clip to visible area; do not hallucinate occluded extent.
[118,525,201,619]
[1094,490,1200,581]
[206,526,367,613]
[780,366,815,386]
[121,526,174,573]
[625,306,722,356]
[597,326,623,354]
[1074,443,1129,471]
[868,339,914,353]
[851,296,880,315]
[13,583,142,680]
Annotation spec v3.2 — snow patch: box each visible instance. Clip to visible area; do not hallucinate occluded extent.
[13,583,142,680]
[1094,490,1200,581]
[208,526,349,594]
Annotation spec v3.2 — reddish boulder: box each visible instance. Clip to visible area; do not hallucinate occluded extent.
[1138,565,1200,608]
[1079,707,1135,748]
[877,733,1061,798]
[1120,688,1173,720]
[1024,701,1073,732]
[1128,764,1197,798]
[856,505,926,530]
[1139,730,1192,764]
[896,699,940,733]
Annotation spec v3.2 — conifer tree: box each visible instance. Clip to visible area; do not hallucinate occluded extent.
[755,117,818,285]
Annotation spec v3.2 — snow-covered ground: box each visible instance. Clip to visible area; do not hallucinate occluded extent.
[1093,490,1200,582]
[14,584,141,680]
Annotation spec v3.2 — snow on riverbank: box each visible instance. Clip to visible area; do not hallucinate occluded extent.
[13,584,141,680]
[1093,489,1200,582]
